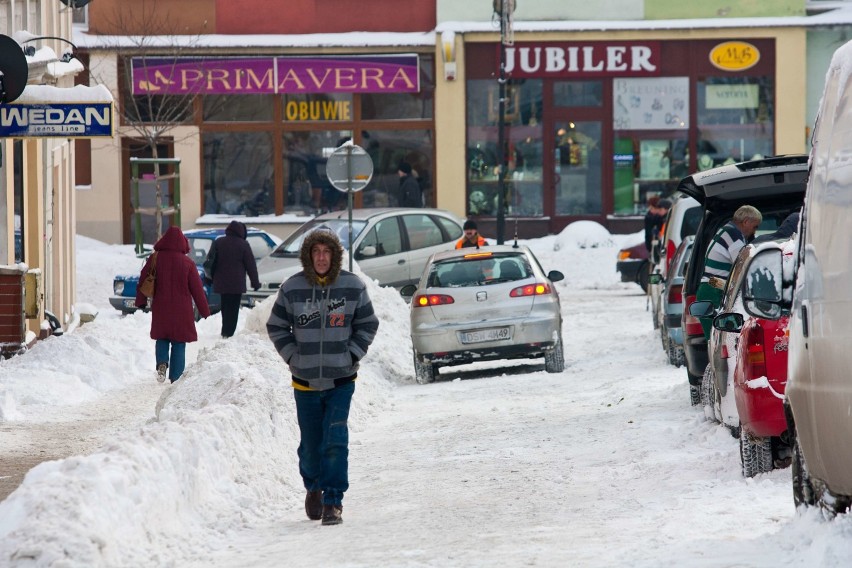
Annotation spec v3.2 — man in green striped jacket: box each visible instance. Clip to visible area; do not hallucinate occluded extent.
[267,228,379,526]
[697,204,763,339]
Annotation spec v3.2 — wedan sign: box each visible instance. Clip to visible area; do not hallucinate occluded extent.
[131,55,420,95]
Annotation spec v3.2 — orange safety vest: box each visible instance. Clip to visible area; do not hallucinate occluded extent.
[456,235,488,249]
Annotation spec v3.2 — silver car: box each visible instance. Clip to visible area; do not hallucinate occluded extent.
[245,208,464,305]
[401,245,565,384]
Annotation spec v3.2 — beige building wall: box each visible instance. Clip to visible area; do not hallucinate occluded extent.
[433,26,808,218]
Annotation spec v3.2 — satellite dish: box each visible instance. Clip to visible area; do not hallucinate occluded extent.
[0,35,28,104]
[59,0,93,7]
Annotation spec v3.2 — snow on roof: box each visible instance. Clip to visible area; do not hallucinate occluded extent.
[73,30,436,50]
[15,84,114,104]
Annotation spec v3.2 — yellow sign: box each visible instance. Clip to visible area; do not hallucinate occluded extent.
[709,41,760,71]
[284,100,351,121]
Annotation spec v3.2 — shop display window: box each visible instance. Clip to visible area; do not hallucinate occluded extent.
[554,81,603,107]
[202,131,274,215]
[204,95,274,122]
[281,130,351,215]
[696,76,774,170]
[466,79,543,217]
[361,58,435,120]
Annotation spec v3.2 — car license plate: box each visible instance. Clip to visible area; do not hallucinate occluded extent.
[123,299,136,308]
[459,327,512,344]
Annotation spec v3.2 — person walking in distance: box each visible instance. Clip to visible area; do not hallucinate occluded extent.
[204,220,261,338]
[266,229,379,525]
[135,226,210,383]
[456,219,489,249]
[397,161,422,207]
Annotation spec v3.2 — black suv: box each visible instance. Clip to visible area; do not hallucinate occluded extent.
[676,155,808,404]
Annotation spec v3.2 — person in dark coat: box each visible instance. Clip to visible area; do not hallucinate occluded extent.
[751,210,801,245]
[135,226,211,383]
[397,161,422,208]
[205,221,261,337]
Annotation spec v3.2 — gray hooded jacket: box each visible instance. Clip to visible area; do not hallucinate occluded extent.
[266,229,379,391]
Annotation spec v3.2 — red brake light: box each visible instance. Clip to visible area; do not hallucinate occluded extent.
[683,295,704,336]
[510,282,551,297]
[665,239,676,274]
[667,283,683,304]
[412,294,454,307]
[743,323,767,380]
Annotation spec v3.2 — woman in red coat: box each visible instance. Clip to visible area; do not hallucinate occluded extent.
[135,226,211,383]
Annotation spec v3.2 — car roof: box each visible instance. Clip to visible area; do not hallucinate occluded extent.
[676,154,809,205]
[429,245,530,263]
[184,227,268,238]
[313,207,462,222]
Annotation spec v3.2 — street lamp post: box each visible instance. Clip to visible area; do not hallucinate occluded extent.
[494,0,515,245]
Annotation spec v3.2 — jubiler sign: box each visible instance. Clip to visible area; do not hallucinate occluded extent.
[132,55,420,95]
[0,102,114,137]
[504,42,661,78]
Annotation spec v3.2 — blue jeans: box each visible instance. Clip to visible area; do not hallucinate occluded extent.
[155,340,186,383]
[293,381,355,507]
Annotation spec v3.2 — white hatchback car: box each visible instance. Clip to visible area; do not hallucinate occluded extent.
[245,207,464,305]
[401,245,565,383]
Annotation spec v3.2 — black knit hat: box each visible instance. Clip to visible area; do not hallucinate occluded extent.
[398,161,413,175]
[463,219,477,231]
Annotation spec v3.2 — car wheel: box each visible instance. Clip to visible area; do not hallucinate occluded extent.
[637,262,650,293]
[701,364,718,422]
[689,384,701,406]
[740,434,773,478]
[544,334,565,373]
[792,433,816,508]
[413,351,437,384]
[669,343,685,368]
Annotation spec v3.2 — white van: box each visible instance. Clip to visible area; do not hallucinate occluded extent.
[742,39,852,512]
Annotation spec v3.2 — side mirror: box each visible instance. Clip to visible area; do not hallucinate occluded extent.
[399,284,417,298]
[649,273,664,285]
[688,300,715,318]
[358,245,377,258]
[713,312,744,332]
[547,270,564,283]
[742,247,785,320]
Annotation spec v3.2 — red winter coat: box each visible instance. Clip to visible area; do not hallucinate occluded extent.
[135,226,210,342]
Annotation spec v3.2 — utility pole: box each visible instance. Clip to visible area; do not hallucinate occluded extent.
[494,0,515,244]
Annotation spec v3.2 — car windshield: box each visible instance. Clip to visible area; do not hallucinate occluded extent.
[271,220,368,257]
[428,254,531,287]
[187,237,214,265]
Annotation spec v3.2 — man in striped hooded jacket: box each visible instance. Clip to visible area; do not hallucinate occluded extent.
[696,204,762,339]
[267,228,379,526]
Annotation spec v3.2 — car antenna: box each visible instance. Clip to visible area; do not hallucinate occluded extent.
[512,218,519,248]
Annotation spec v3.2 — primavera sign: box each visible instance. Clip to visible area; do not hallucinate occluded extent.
[131,55,420,95]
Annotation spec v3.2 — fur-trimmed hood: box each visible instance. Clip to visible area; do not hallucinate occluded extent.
[299,228,343,285]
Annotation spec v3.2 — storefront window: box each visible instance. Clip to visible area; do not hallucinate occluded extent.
[203,132,274,215]
[282,130,352,215]
[466,79,543,216]
[359,129,434,208]
[696,76,774,169]
[555,121,603,215]
[361,58,434,120]
[554,81,603,107]
[282,93,353,122]
[204,95,274,121]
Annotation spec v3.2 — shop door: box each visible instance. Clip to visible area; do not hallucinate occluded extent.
[551,119,604,219]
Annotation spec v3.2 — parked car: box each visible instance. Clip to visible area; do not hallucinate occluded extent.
[741,39,852,512]
[677,154,808,402]
[245,208,464,305]
[648,194,701,330]
[650,236,693,370]
[400,245,564,384]
[109,227,279,316]
[691,239,795,477]
[616,241,649,292]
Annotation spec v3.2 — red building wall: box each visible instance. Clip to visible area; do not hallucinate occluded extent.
[215,0,436,34]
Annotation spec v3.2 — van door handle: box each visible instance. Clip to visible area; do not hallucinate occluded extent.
[801,305,809,338]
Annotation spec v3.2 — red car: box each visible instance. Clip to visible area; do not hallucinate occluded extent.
[691,241,794,477]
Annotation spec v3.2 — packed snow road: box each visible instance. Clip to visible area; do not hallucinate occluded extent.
[2,231,851,567]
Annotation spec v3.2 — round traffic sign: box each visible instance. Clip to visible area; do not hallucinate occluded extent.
[326,143,373,192]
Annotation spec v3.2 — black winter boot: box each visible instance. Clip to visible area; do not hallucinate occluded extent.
[305,490,322,521]
[321,504,343,525]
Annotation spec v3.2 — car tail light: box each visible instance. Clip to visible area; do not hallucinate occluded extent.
[683,295,704,336]
[665,239,676,274]
[743,323,767,380]
[618,250,633,260]
[721,344,730,359]
[412,294,454,307]
[510,282,551,297]
[667,283,683,304]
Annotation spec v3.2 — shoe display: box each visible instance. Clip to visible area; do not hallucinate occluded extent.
[156,363,167,383]
[305,490,322,521]
[321,504,343,525]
